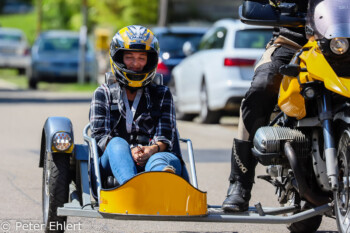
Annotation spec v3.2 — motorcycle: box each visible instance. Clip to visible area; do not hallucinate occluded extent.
[241,0,350,232]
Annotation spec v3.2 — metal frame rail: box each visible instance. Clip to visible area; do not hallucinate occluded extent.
[58,124,333,224]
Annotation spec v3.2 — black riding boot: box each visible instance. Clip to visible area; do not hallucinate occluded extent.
[222,138,257,212]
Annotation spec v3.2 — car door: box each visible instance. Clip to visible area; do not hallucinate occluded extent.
[197,26,228,110]
[174,26,228,112]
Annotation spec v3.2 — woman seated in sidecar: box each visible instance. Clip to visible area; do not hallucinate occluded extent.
[89,25,186,188]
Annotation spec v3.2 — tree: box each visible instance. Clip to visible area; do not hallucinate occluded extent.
[39,0,158,33]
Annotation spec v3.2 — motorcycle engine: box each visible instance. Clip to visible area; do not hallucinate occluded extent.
[252,127,310,165]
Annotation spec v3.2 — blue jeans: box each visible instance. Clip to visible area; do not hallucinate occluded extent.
[99,137,182,185]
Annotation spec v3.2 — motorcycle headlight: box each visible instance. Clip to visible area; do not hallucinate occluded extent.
[52,132,72,152]
[330,38,349,55]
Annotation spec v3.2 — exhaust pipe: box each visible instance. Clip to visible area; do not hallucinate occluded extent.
[284,141,330,206]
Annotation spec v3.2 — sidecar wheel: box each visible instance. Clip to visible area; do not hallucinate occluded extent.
[42,151,70,233]
[334,129,350,233]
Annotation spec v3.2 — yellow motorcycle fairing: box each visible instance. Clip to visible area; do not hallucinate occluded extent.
[99,172,207,216]
[278,75,306,119]
[278,40,350,119]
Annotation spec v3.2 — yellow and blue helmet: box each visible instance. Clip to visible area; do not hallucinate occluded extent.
[110,25,159,88]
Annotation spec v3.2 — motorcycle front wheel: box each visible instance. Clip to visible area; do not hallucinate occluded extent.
[286,192,322,233]
[334,128,350,233]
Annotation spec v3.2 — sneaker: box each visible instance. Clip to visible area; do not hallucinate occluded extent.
[162,165,176,174]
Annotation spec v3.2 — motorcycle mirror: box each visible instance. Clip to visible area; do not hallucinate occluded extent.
[239,1,306,27]
[279,64,301,77]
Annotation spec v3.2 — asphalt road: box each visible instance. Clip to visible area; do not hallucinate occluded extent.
[0,87,338,233]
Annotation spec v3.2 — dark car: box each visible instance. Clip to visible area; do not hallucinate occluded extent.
[152,26,208,85]
[1,0,33,14]
[28,30,98,89]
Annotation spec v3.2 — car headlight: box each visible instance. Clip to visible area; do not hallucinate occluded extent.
[52,132,72,152]
[330,38,349,55]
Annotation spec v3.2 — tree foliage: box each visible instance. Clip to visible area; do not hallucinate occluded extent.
[40,0,158,33]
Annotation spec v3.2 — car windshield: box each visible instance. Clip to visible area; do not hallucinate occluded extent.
[234,29,273,48]
[158,33,204,57]
[0,33,22,42]
[38,37,81,53]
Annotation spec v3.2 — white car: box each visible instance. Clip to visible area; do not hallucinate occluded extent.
[171,19,273,123]
[0,28,30,75]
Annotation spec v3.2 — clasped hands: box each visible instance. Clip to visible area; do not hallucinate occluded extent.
[131,145,156,166]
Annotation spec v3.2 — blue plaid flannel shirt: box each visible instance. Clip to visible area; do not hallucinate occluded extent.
[89,83,177,152]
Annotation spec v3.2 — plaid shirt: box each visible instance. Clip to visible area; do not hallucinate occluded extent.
[89,83,176,152]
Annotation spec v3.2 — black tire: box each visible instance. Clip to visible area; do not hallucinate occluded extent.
[169,76,197,121]
[334,128,350,233]
[176,111,197,121]
[42,152,70,233]
[18,68,26,75]
[285,192,322,233]
[29,77,38,89]
[287,208,322,233]
[199,82,221,124]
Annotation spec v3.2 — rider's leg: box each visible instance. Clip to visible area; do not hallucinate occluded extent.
[99,137,137,185]
[222,105,257,212]
[222,45,296,212]
[145,152,182,175]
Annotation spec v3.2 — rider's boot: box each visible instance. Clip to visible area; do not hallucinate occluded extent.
[222,138,257,212]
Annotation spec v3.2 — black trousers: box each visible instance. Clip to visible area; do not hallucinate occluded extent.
[241,45,297,141]
[228,43,300,182]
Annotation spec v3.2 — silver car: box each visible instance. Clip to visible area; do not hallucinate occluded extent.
[171,19,273,123]
[0,28,30,75]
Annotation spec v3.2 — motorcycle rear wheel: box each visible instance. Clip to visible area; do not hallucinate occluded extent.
[334,129,350,233]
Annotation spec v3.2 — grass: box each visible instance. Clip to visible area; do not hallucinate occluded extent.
[0,69,28,88]
[0,69,99,92]
[0,11,37,45]
[38,82,99,92]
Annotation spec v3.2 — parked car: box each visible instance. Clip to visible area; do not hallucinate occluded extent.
[28,30,98,89]
[171,19,273,123]
[0,28,30,75]
[1,0,33,14]
[152,26,208,85]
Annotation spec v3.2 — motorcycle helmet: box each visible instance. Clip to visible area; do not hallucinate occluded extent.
[110,25,159,88]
